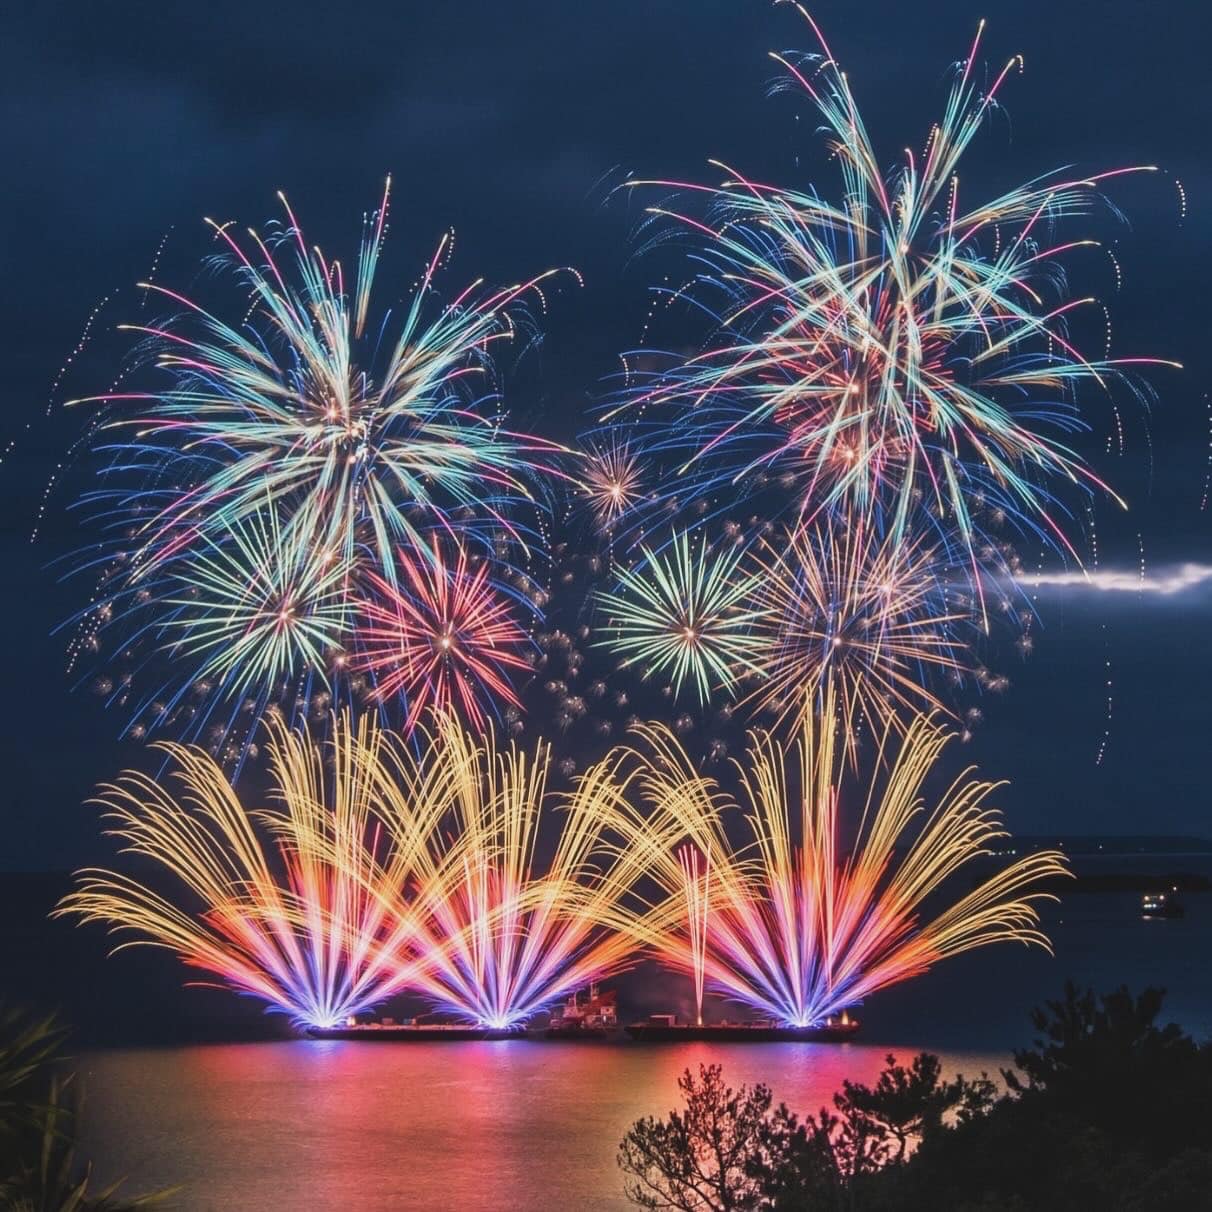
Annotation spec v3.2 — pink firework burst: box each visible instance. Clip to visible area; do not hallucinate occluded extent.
[355,545,531,730]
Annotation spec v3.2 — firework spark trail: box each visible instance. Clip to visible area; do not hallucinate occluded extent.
[613,12,1176,595]
[56,714,430,1029]
[594,530,768,705]
[613,689,1067,1027]
[678,844,710,1025]
[58,712,673,1030]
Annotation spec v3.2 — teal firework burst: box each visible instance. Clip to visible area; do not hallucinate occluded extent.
[619,12,1176,587]
[78,177,566,583]
[159,502,352,700]
[594,531,766,704]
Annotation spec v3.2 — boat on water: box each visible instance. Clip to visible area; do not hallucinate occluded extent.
[543,985,620,1040]
[1141,888,1186,918]
[307,1016,524,1042]
[625,1011,860,1043]
[305,996,859,1043]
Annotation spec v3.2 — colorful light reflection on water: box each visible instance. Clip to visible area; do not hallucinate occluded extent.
[78,1039,1001,1211]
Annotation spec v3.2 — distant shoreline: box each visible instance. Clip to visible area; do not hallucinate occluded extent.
[1061,870,1211,893]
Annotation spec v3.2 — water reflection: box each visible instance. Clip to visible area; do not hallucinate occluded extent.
[76,887,1211,1210]
[80,1039,1001,1211]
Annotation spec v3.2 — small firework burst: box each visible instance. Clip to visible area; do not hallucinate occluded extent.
[158,502,352,701]
[580,439,647,529]
[354,543,532,731]
[747,518,971,740]
[594,531,767,705]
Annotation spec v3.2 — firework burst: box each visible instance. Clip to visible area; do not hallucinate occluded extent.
[619,12,1174,585]
[56,714,432,1029]
[378,715,652,1029]
[354,543,533,732]
[594,530,768,705]
[157,501,352,704]
[746,517,972,740]
[80,177,564,579]
[580,439,648,530]
[618,691,1067,1027]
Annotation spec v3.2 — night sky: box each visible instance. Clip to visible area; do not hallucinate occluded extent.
[2,0,1210,871]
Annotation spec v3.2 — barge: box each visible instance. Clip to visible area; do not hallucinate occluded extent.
[625,1012,860,1043]
[307,1017,524,1042]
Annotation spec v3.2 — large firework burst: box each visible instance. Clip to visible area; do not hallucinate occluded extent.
[619,12,1173,584]
[80,178,563,580]
[616,691,1067,1027]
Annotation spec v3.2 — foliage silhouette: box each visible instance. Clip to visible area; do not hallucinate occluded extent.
[0,1005,177,1210]
[619,983,1212,1212]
